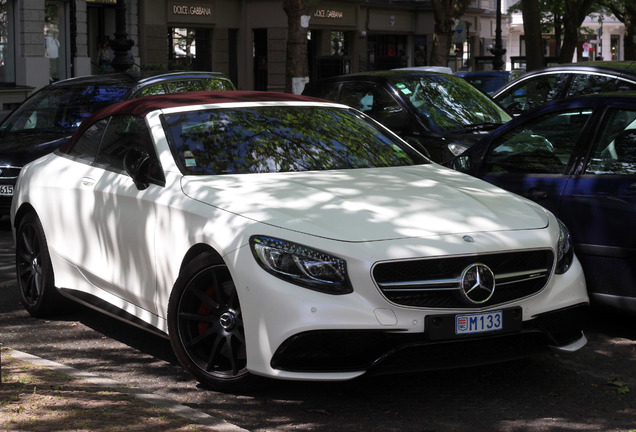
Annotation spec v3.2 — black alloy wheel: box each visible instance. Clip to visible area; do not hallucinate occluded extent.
[168,253,259,393]
[15,212,65,317]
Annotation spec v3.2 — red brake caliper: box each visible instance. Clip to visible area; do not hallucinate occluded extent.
[197,285,215,335]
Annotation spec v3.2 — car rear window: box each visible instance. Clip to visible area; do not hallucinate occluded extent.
[163,105,428,175]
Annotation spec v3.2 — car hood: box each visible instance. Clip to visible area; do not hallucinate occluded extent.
[0,132,70,166]
[181,164,549,242]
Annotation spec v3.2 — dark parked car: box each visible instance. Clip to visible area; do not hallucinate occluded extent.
[456,70,524,95]
[0,71,235,214]
[493,62,636,115]
[302,70,511,164]
[453,92,636,313]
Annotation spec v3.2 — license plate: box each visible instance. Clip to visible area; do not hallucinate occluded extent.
[0,185,13,196]
[456,310,503,335]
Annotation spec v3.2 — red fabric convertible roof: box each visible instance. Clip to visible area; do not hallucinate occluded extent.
[95,90,326,118]
[60,91,329,153]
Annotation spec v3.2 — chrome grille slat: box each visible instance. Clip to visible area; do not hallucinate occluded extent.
[378,278,459,290]
[373,250,554,308]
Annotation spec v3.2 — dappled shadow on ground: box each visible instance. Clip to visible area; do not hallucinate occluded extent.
[185,352,636,432]
[4,300,636,432]
[0,351,220,432]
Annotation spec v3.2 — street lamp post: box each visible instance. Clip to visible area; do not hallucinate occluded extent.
[490,0,506,71]
[109,0,135,72]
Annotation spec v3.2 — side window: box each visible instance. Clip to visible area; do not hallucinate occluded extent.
[320,83,340,102]
[338,82,373,112]
[67,118,109,162]
[94,115,157,173]
[567,74,636,97]
[497,74,567,115]
[586,109,636,175]
[483,108,593,174]
[339,82,406,128]
[166,80,204,93]
[138,85,166,97]
[201,78,235,91]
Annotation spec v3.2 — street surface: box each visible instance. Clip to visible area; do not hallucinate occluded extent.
[1,216,635,431]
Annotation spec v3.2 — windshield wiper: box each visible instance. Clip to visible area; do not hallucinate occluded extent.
[454,122,503,133]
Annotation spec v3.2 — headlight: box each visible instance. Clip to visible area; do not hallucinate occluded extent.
[250,236,352,294]
[448,142,469,156]
[556,219,574,274]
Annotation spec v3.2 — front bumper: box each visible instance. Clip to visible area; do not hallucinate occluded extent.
[270,303,588,375]
[233,224,589,381]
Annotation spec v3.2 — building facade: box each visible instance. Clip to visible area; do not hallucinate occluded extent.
[0,0,627,111]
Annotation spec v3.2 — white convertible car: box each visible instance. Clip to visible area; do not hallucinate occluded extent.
[11,91,589,392]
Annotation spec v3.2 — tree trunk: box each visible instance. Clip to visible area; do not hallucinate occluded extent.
[553,8,562,58]
[558,0,595,63]
[430,0,453,67]
[430,0,470,67]
[521,0,544,71]
[282,0,310,94]
[623,6,636,60]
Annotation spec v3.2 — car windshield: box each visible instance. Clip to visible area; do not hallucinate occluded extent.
[164,105,428,175]
[0,85,130,134]
[387,75,511,134]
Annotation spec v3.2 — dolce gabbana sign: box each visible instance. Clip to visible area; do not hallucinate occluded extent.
[168,0,216,25]
[310,3,356,27]
[314,9,343,19]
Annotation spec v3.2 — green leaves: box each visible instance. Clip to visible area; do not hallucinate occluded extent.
[608,378,630,395]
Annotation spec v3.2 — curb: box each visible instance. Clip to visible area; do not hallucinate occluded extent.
[4,348,250,432]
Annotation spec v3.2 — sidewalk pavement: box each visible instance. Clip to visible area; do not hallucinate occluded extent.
[0,347,250,432]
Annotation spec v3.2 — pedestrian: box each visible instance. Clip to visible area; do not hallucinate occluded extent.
[98,40,112,69]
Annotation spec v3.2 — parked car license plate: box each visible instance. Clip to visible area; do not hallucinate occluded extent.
[0,185,13,196]
[456,310,502,335]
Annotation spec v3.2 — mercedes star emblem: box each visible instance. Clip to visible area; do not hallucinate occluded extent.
[459,263,496,305]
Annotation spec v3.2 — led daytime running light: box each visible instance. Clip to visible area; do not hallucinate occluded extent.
[250,236,352,294]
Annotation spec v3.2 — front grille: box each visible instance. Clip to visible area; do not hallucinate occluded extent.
[0,167,21,178]
[373,250,554,308]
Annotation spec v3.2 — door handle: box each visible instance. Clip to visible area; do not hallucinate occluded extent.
[526,188,549,200]
[81,177,95,187]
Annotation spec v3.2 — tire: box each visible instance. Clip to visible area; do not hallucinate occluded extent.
[168,253,260,393]
[15,211,66,317]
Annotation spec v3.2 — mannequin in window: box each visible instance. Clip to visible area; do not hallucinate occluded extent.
[45,30,59,59]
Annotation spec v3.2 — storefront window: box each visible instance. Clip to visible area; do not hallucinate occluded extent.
[367,35,407,70]
[0,0,14,84]
[45,1,67,82]
[169,27,211,71]
[414,36,427,66]
[331,31,346,56]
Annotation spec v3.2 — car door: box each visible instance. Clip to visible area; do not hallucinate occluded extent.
[476,106,595,217]
[65,114,162,313]
[560,107,636,299]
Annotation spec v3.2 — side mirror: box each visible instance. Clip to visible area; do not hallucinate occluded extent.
[123,147,151,190]
[452,155,472,173]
